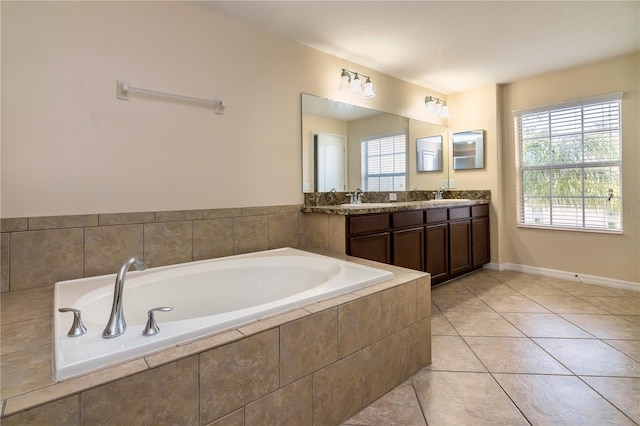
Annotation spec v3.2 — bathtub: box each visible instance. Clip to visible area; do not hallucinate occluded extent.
[54,248,393,380]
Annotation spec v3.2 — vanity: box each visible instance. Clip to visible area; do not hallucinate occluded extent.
[302,196,490,286]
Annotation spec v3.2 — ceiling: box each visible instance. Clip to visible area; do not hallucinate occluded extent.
[203,1,640,94]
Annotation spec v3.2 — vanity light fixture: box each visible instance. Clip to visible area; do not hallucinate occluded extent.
[339,69,375,98]
[425,96,450,118]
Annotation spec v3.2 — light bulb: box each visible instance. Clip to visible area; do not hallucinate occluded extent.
[425,96,436,111]
[338,70,351,91]
[362,77,375,98]
[350,74,363,95]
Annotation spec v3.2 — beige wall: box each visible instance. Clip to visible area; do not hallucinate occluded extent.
[1,1,445,218]
[500,54,640,283]
[447,85,502,265]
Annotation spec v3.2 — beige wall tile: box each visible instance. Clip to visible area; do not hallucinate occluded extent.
[313,351,364,426]
[233,216,269,254]
[193,218,234,261]
[1,233,9,292]
[302,213,329,250]
[28,215,97,230]
[207,408,245,426]
[199,329,279,423]
[362,328,411,406]
[245,376,312,426]
[242,206,276,216]
[416,276,431,320]
[275,205,303,214]
[381,281,417,336]
[10,228,84,290]
[82,356,198,425]
[1,316,51,355]
[328,214,346,253]
[98,211,156,226]
[338,293,382,359]
[143,221,193,267]
[237,309,309,337]
[84,224,144,277]
[1,344,54,399]
[1,287,53,325]
[156,210,203,222]
[1,395,79,426]
[202,208,242,219]
[1,218,28,232]
[280,309,338,386]
[408,317,432,376]
[268,213,299,249]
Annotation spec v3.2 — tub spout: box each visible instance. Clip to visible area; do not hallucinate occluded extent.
[102,257,147,339]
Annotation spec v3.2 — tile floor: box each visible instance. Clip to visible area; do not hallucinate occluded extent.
[343,269,640,425]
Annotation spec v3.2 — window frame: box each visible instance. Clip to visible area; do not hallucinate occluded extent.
[514,93,623,234]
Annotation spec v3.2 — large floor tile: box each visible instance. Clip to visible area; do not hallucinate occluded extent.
[476,294,550,313]
[443,311,525,337]
[544,279,619,297]
[534,338,640,377]
[604,339,640,362]
[501,280,570,296]
[620,315,640,326]
[430,312,458,336]
[560,314,640,340]
[526,294,608,314]
[431,294,493,313]
[412,370,528,425]
[423,336,486,372]
[581,376,640,424]
[578,296,640,315]
[342,382,425,426]
[501,312,593,338]
[494,374,634,425]
[464,337,571,374]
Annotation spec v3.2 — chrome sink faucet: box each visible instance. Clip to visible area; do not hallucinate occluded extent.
[103,257,147,339]
[435,188,444,200]
[354,188,363,204]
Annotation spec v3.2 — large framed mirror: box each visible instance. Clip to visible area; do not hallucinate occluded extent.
[302,93,449,192]
[452,129,484,170]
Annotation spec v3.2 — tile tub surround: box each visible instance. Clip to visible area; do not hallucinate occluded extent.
[0,205,303,292]
[0,252,431,424]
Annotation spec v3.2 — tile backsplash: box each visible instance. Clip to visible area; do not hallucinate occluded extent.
[0,205,303,292]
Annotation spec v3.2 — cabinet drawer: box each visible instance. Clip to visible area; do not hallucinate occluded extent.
[449,206,471,221]
[348,214,389,235]
[392,210,424,228]
[472,204,489,218]
[426,208,448,224]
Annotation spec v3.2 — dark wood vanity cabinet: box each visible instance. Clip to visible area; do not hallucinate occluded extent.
[346,203,490,286]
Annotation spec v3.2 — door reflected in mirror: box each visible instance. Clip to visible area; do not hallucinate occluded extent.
[302,93,449,192]
[416,136,443,172]
[452,130,484,170]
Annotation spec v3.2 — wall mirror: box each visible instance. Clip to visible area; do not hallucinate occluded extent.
[416,136,443,172]
[452,129,484,170]
[302,93,449,192]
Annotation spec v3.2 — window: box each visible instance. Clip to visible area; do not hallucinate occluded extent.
[361,132,406,191]
[514,93,622,232]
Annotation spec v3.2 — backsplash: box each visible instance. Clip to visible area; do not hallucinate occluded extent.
[0,205,303,292]
[304,190,491,206]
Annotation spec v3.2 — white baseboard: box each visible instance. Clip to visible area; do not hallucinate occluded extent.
[483,263,640,292]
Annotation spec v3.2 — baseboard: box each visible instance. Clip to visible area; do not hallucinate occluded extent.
[484,262,640,292]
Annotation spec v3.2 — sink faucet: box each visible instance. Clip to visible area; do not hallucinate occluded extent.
[435,188,444,200]
[354,188,363,204]
[103,257,147,339]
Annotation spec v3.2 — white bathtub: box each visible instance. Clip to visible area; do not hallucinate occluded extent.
[54,248,393,380]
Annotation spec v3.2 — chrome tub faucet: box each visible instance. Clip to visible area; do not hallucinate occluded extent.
[103,257,147,339]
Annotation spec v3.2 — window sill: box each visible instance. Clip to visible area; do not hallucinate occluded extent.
[517,224,623,235]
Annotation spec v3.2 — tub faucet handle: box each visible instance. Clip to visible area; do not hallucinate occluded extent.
[143,307,173,337]
[58,308,87,337]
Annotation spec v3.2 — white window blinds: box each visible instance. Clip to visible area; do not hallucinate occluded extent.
[361,133,407,191]
[514,93,623,232]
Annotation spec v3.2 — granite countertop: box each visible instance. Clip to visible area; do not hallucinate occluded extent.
[301,199,490,215]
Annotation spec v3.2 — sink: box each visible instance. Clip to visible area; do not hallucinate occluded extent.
[340,203,395,208]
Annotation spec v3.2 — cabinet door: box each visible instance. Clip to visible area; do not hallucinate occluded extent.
[449,220,472,277]
[472,216,490,268]
[426,223,449,285]
[348,232,391,264]
[392,227,425,271]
